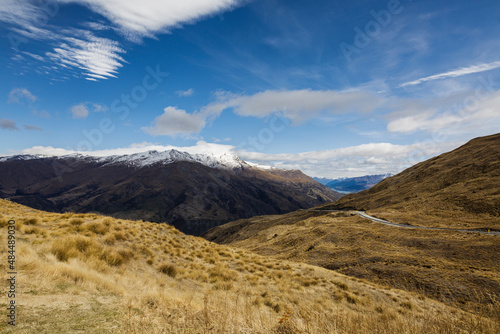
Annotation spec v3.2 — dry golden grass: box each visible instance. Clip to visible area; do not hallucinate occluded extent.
[0,199,498,333]
[205,210,500,317]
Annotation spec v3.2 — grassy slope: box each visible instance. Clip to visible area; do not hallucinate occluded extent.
[0,199,498,333]
[203,210,500,319]
[334,133,500,229]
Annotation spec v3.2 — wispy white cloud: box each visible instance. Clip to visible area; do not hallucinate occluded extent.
[387,90,500,135]
[143,89,385,137]
[8,88,37,104]
[1,1,242,80]
[0,1,48,30]
[142,106,206,136]
[400,61,500,87]
[92,104,108,112]
[3,8,126,81]
[21,52,45,62]
[46,35,126,80]
[204,89,384,124]
[57,0,242,39]
[70,102,108,118]
[236,141,461,178]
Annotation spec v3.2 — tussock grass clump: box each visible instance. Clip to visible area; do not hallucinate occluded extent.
[272,311,301,334]
[117,248,134,261]
[104,234,116,245]
[24,217,39,225]
[0,219,9,228]
[139,245,153,257]
[334,281,349,291]
[70,218,84,226]
[209,266,238,282]
[102,251,125,266]
[84,221,110,235]
[345,292,359,304]
[213,282,233,291]
[51,238,81,261]
[264,298,281,313]
[158,263,177,277]
[24,226,40,234]
[113,231,127,241]
[49,235,131,268]
[401,301,413,310]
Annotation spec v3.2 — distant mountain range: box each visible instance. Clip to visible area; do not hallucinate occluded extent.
[312,177,334,185]
[0,150,341,235]
[314,174,392,193]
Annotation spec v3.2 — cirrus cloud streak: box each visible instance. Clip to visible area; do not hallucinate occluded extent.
[400,60,500,87]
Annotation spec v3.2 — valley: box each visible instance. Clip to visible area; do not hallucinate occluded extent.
[315,174,393,194]
[203,133,500,319]
[0,133,499,333]
[0,198,498,333]
[203,208,500,316]
[1,1,499,333]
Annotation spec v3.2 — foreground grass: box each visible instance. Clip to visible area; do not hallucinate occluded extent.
[0,199,498,333]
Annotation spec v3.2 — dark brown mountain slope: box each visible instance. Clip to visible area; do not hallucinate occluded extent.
[0,153,341,235]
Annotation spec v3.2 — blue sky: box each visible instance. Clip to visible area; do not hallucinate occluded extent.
[1,0,500,178]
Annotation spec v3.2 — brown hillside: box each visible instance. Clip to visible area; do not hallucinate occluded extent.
[203,134,500,317]
[333,133,500,229]
[203,210,500,318]
[2,199,497,333]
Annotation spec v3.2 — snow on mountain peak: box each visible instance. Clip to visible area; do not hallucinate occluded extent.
[100,149,247,169]
[0,149,249,170]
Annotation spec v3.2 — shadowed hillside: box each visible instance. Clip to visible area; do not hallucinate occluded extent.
[0,152,341,235]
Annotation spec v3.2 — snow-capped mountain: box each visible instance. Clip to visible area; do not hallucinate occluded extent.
[0,149,248,170]
[101,149,248,169]
[0,151,341,235]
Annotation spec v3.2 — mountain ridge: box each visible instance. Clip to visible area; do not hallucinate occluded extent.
[0,150,341,235]
[0,149,247,170]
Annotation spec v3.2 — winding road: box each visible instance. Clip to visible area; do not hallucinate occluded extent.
[311,209,500,236]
